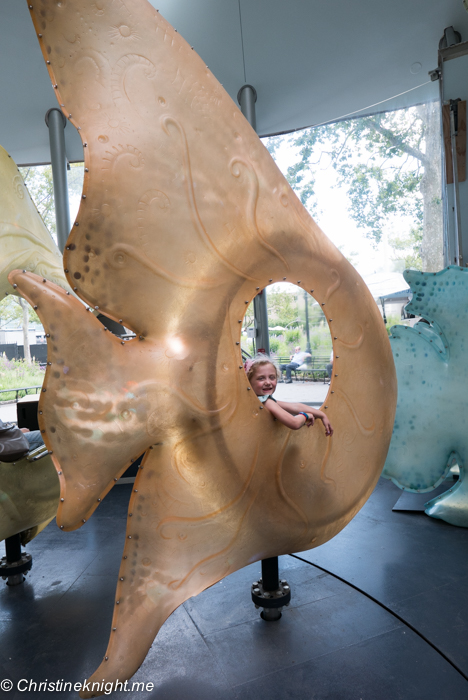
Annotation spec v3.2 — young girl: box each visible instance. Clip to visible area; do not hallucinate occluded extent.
[246,355,333,434]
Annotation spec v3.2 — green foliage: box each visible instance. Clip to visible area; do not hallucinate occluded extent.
[385,313,405,336]
[18,162,85,240]
[284,107,428,247]
[285,329,301,345]
[0,295,40,328]
[267,286,300,327]
[0,355,44,401]
[389,225,423,271]
[268,337,280,353]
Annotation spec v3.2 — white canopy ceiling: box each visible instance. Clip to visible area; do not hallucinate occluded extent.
[1,0,468,165]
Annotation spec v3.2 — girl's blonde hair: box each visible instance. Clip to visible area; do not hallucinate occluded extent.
[245,354,281,381]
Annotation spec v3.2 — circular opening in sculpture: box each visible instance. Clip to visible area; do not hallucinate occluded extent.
[241,283,333,393]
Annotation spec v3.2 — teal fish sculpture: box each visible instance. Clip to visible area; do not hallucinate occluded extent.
[383,266,468,527]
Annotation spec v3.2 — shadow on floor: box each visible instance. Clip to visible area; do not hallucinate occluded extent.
[1,479,467,699]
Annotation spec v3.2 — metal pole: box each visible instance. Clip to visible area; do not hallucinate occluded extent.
[237,85,269,355]
[238,86,290,620]
[45,108,71,253]
[449,100,463,266]
[304,290,311,354]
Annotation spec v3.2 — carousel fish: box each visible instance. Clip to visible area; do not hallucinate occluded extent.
[15,0,396,694]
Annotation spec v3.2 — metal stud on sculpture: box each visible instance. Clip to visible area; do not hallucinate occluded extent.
[383,266,468,527]
[15,0,396,696]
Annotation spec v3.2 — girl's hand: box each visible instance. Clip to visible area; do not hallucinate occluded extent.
[321,416,333,436]
[305,413,315,427]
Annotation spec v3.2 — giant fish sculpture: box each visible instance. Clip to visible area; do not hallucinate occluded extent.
[0,146,68,543]
[16,0,396,694]
[383,266,468,527]
[0,144,71,299]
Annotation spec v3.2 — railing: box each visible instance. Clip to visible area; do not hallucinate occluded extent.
[0,386,42,402]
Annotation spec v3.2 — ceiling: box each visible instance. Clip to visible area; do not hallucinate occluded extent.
[2,0,468,165]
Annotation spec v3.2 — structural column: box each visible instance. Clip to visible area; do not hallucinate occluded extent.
[238,85,290,621]
[237,85,270,355]
[45,108,71,253]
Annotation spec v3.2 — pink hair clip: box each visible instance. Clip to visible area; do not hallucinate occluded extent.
[244,359,254,374]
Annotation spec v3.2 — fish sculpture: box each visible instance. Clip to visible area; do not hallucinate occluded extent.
[0,146,67,543]
[0,145,71,299]
[16,0,396,694]
[383,266,468,527]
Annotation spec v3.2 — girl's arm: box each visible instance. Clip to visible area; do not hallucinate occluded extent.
[263,398,310,430]
[276,401,334,436]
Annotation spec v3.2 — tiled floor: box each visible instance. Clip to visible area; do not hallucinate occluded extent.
[1,478,467,699]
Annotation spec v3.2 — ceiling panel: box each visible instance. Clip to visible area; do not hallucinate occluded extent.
[1,0,468,164]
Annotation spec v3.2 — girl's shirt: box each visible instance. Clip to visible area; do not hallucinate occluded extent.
[258,394,277,404]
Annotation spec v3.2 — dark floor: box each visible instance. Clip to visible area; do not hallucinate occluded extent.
[1,478,468,700]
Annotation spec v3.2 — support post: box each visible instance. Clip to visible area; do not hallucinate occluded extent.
[304,290,311,354]
[238,85,290,619]
[237,85,269,355]
[450,100,463,266]
[0,534,32,586]
[45,108,71,253]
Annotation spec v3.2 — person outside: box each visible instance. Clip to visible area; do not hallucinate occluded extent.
[279,345,311,384]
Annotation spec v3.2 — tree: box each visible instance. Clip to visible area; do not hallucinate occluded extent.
[19,162,84,242]
[264,102,443,272]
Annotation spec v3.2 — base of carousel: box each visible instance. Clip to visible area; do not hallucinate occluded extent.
[1,478,468,700]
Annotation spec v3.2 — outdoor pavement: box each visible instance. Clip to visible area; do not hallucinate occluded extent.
[274,379,328,405]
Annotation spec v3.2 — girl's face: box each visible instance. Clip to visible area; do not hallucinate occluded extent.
[249,363,278,396]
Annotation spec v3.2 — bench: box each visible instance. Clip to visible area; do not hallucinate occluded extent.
[276,355,331,383]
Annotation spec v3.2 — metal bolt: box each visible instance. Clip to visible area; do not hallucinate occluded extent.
[97,498,101,502]
[82,195,86,199]
[64,269,69,273]
[297,280,301,284]
[94,306,99,310]
[120,577,124,581]
[60,498,64,502]
[236,341,239,345]
[74,222,79,226]
[116,600,120,604]
[128,536,132,539]
[60,525,64,530]
[34,306,38,310]
[13,284,17,289]
[85,168,89,172]
[253,587,260,594]
[82,519,86,523]
[247,387,251,390]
